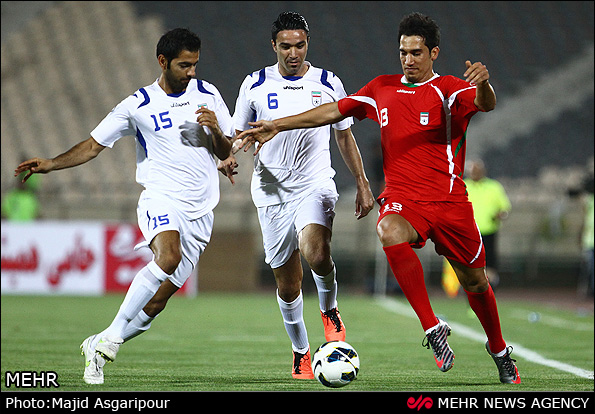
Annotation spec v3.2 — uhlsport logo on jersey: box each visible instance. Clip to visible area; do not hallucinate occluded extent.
[311,91,322,106]
[420,112,429,125]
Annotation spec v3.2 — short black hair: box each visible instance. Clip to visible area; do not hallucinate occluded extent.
[156,28,201,63]
[398,12,440,52]
[271,11,309,43]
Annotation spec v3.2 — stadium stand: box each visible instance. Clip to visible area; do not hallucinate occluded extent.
[1,1,593,289]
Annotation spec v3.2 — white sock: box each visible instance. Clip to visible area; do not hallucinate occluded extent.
[277,290,309,353]
[312,263,337,312]
[121,311,155,343]
[96,262,164,344]
[495,348,508,357]
[425,320,443,335]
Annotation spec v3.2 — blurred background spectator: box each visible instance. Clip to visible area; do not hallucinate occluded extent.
[1,160,41,221]
[465,159,512,288]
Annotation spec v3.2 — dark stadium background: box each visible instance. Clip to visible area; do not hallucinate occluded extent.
[1,1,593,297]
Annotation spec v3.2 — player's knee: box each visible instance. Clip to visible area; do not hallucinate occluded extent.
[376,216,417,246]
[465,280,489,293]
[277,285,301,303]
[303,248,332,275]
[376,220,400,246]
[154,250,182,275]
[276,275,302,303]
[459,270,489,293]
[299,225,333,273]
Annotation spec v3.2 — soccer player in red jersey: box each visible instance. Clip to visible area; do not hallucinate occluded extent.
[237,12,520,384]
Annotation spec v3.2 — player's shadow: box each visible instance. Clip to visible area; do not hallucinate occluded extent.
[179,121,213,152]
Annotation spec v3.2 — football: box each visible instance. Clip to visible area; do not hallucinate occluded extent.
[312,340,360,388]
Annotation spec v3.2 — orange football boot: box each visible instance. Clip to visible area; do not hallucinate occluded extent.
[292,349,314,379]
[321,308,346,342]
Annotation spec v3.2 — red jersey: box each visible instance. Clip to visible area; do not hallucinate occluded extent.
[338,74,479,202]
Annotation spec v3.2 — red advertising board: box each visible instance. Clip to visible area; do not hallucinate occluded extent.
[1,221,194,296]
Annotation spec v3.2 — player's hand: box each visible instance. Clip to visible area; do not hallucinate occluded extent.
[464,60,490,85]
[236,120,279,155]
[196,107,224,137]
[14,158,53,182]
[354,181,375,220]
[217,155,239,185]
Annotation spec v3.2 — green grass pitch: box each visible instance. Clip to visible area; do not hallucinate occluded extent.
[1,292,593,392]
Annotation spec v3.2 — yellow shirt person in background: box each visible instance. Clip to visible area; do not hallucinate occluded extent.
[442,160,511,296]
[465,160,511,287]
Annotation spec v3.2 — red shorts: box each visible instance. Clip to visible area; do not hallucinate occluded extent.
[378,195,485,268]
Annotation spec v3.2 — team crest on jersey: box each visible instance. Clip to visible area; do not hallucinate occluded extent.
[311,91,322,106]
[420,112,429,125]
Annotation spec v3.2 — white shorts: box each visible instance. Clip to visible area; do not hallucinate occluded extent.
[136,191,214,288]
[257,186,338,269]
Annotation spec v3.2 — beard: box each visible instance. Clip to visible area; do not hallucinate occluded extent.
[164,69,190,94]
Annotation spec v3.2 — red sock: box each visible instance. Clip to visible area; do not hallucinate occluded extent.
[383,243,439,331]
[465,284,507,353]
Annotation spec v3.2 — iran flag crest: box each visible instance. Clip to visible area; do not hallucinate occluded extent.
[312,91,322,106]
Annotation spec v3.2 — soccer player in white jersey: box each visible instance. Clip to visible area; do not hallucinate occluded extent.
[221,12,374,379]
[14,28,234,384]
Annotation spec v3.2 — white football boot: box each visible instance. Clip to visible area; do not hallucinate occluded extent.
[80,335,106,384]
[95,335,123,362]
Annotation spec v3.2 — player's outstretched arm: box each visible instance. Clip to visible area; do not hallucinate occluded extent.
[237,101,346,155]
[14,137,106,182]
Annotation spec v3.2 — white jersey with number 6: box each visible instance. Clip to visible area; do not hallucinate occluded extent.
[233,62,353,207]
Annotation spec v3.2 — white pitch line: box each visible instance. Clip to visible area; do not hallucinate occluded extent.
[375,296,594,380]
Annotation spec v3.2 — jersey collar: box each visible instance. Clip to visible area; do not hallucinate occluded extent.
[276,61,312,81]
[400,72,440,87]
[154,78,193,97]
